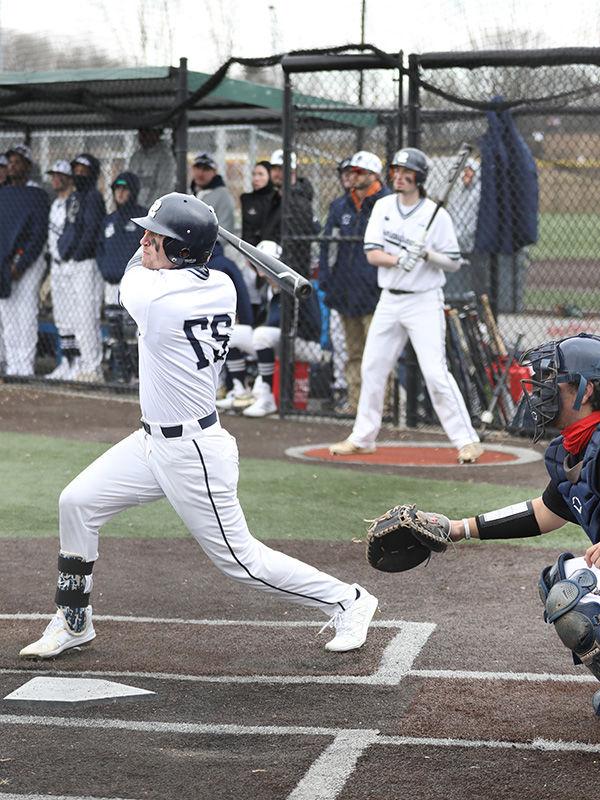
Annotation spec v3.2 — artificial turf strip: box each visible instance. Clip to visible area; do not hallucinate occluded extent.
[0,430,588,549]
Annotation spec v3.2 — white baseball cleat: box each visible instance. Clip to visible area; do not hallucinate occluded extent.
[321,586,378,652]
[45,360,75,381]
[457,442,484,464]
[72,368,104,384]
[329,438,376,456]
[242,383,277,418]
[19,606,96,659]
[216,379,253,410]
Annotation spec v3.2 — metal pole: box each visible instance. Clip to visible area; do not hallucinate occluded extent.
[356,0,367,150]
[173,57,189,193]
[279,70,295,417]
[405,53,421,428]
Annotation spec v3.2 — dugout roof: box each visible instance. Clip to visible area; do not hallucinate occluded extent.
[0,64,373,131]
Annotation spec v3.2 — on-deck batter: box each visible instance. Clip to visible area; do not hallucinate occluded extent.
[20,192,378,660]
[330,147,483,464]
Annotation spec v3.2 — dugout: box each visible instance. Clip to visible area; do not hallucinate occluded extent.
[0,56,372,399]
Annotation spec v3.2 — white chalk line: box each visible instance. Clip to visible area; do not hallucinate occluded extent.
[0,795,137,800]
[1,613,592,685]
[0,622,433,687]
[1,713,599,757]
[0,613,415,628]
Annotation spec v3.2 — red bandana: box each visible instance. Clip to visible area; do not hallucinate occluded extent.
[562,411,600,455]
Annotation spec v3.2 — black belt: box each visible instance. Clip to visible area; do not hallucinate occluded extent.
[142,410,218,438]
[388,289,415,295]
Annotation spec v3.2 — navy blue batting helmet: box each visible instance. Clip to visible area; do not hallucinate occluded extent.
[520,333,600,442]
[390,147,429,186]
[132,192,218,268]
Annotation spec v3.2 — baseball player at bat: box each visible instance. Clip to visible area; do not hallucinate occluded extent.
[330,147,483,464]
[365,333,600,714]
[20,192,378,660]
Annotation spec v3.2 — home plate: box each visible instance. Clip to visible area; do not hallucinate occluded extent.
[4,677,154,702]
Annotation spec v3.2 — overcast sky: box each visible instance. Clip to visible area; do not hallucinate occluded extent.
[2,0,600,73]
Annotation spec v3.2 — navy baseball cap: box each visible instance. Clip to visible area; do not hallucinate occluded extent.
[192,151,218,170]
[7,143,33,163]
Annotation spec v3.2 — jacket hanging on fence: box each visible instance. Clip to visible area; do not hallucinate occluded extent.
[475,103,539,255]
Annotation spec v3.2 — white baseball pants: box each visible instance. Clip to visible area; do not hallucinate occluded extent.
[0,253,46,376]
[59,422,357,615]
[50,258,103,373]
[229,324,323,363]
[351,288,479,449]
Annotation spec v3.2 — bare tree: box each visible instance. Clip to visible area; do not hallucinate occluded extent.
[1,30,121,71]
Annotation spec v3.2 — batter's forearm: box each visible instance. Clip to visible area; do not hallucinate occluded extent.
[365,249,398,268]
[426,250,462,272]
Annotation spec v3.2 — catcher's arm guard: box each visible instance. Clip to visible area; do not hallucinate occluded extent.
[366,503,452,573]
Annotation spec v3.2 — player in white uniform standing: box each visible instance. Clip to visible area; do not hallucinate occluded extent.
[20,192,378,659]
[330,148,483,464]
[45,160,76,380]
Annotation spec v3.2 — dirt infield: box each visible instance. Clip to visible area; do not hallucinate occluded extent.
[1,384,597,800]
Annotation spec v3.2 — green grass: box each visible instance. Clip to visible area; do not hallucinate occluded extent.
[529,212,600,261]
[0,431,587,550]
[524,288,600,313]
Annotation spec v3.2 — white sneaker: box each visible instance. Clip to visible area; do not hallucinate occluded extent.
[329,438,375,456]
[72,368,104,384]
[216,379,252,410]
[243,383,277,417]
[45,360,74,381]
[457,442,484,464]
[321,586,378,652]
[19,606,96,659]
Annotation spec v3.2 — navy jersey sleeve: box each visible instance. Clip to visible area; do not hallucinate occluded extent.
[72,191,106,261]
[15,188,49,273]
[541,480,577,524]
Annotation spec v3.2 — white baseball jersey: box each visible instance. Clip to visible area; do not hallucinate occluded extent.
[364,195,460,292]
[48,196,68,262]
[120,249,236,424]
[55,249,362,625]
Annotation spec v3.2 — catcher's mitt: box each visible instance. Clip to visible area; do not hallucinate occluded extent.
[366,503,452,573]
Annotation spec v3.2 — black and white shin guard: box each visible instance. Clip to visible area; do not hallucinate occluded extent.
[55,552,95,633]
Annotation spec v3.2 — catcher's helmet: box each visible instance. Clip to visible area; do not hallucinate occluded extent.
[131,192,218,268]
[390,147,429,185]
[520,333,600,442]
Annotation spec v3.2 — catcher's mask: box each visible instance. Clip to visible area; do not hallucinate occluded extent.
[519,333,600,442]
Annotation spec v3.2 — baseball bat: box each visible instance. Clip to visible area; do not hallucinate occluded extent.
[446,307,484,418]
[480,333,524,427]
[480,293,507,358]
[217,226,313,300]
[425,142,474,234]
[402,142,473,272]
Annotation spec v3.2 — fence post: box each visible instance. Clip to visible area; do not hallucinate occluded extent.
[174,57,189,193]
[279,69,295,417]
[405,53,421,429]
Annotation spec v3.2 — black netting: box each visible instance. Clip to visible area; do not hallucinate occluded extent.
[2,45,600,435]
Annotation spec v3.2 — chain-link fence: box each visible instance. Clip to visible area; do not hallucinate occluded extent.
[2,47,600,435]
[281,48,600,433]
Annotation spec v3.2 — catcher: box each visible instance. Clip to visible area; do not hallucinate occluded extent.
[366,334,600,709]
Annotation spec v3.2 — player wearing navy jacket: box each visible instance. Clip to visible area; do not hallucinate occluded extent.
[57,153,106,382]
[0,144,49,376]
